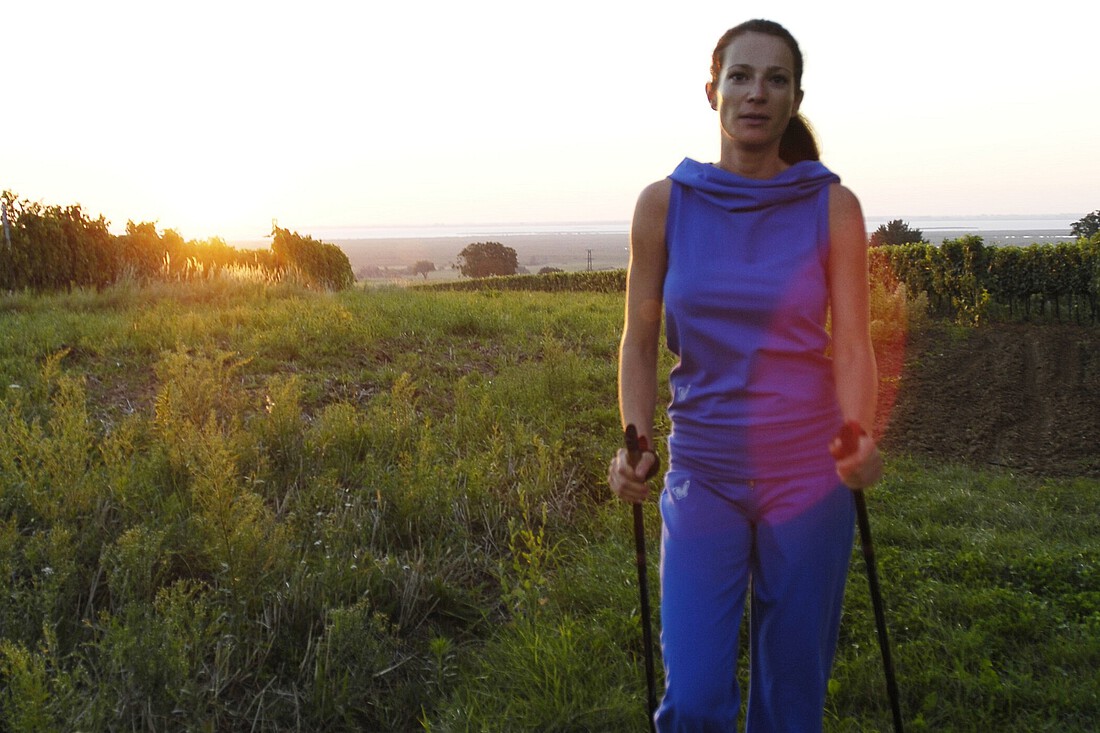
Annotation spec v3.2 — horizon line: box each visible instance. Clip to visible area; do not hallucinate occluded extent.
[292,213,1084,232]
[221,213,1085,244]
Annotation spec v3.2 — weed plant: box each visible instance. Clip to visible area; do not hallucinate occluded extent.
[0,279,1096,731]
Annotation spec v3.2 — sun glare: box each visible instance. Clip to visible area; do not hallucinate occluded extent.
[2,1,1097,239]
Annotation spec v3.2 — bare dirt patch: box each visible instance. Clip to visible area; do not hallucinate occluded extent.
[880,322,1100,477]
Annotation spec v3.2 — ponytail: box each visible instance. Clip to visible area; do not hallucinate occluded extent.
[779,114,820,165]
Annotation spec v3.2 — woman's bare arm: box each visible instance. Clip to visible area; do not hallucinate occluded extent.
[828,183,883,488]
[610,179,670,502]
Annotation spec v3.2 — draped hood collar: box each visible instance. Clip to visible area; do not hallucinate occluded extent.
[668,158,840,212]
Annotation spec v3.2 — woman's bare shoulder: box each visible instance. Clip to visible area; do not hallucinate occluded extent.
[828,182,867,247]
[633,178,672,235]
[829,183,864,224]
[638,178,673,211]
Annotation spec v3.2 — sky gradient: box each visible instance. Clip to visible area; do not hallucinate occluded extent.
[4,0,1098,241]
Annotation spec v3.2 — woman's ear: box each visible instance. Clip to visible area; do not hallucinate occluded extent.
[705,82,717,110]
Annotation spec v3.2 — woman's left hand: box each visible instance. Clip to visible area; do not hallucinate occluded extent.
[829,427,884,490]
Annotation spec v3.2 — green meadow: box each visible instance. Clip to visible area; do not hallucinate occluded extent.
[0,279,1096,731]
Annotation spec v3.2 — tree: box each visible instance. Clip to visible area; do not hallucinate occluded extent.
[870,219,924,247]
[1071,210,1100,239]
[271,227,354,290]
[0,192,119,291]
[456,241,518,278]
[119,220,166,278]
[411,260,436,279]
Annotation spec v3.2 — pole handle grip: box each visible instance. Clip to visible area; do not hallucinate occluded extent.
[625,424,659,481]
[624,424,647,465]
[833,420,867,460]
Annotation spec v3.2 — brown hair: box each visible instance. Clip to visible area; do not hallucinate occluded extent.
[710,19,820,164]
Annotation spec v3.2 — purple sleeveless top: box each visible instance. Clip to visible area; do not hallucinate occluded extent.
[663,158,844,479]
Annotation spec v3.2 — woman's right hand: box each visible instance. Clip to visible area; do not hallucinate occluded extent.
[608,448,658,504]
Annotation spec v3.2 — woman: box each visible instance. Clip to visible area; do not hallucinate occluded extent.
[608,19,884,732]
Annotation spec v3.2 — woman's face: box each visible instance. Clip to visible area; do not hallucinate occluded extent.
[707,32,803,151]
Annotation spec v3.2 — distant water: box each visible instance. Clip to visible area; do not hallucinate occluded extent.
[308,215,1081,241]
[864,214,1079,233]
[308,222,630,240]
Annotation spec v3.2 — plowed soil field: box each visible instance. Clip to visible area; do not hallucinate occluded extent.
[879,322,1100,477]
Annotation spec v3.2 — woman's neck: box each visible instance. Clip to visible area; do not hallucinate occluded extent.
[716,139,788,179]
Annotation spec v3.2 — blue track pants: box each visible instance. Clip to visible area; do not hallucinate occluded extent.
[654,468,856,732]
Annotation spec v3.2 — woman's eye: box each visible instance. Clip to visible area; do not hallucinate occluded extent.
[770,75,790,86]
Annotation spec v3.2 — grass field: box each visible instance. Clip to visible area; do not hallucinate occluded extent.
[0,279,1096,731]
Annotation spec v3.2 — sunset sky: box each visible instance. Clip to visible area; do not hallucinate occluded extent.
[3,0,1098,241]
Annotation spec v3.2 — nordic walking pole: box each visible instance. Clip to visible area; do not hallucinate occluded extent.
[835,422,904,733]
[624,424,658,731]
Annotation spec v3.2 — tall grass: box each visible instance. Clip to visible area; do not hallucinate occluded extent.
[0,278,1096,731]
